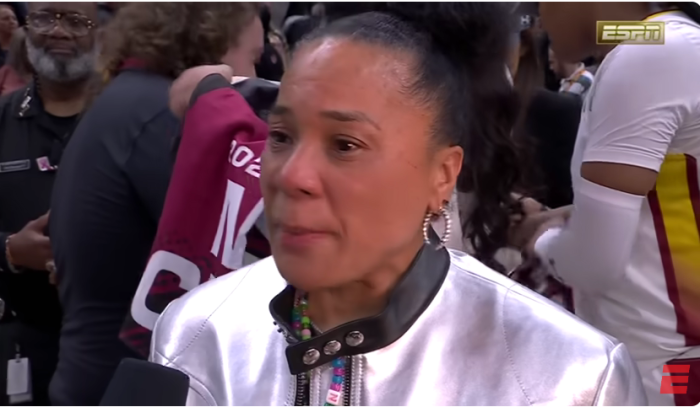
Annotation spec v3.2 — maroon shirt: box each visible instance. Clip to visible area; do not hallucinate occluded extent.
[120,75,272,356]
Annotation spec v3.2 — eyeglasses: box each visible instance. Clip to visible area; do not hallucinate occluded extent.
[27,11,95,37]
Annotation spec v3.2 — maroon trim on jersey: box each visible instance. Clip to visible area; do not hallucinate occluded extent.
[685,154,700,346]
[648,188,685,342]
[687,155,700,252]
[666,357,700,406]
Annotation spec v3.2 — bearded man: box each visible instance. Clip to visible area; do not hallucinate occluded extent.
[0,3,99,405]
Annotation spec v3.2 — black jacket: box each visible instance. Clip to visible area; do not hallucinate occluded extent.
[48,68,179,406]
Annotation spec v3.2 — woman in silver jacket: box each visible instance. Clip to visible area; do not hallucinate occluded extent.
[151,3,647,405]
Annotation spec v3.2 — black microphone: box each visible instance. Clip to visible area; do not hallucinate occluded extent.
[100,358,190,406]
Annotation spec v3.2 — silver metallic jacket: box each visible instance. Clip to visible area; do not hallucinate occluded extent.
[151,246,648,406]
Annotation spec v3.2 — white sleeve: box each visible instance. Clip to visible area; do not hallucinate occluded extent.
[534,178,644,293]
[581,29,700,171]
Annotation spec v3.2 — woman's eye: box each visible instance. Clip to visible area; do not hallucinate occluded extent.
[335,139,359,153]
[268,130,291,145]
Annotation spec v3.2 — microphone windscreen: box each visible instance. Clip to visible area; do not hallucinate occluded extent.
[100,359,190,406]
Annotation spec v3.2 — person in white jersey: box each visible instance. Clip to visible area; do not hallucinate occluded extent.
[521,3,700,405]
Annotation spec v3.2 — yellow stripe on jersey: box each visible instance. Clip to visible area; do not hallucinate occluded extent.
[649,154,700,346]
[643,10,678,22]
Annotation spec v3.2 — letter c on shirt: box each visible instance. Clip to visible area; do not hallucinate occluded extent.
[131,250,201,330]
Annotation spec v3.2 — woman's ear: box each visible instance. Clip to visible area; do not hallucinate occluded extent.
[430,145,463,211]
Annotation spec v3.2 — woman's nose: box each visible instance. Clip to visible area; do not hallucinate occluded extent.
[276,145,323,198]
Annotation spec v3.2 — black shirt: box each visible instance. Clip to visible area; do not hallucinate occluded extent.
[0,82,77,332]
[524,89,583,208]
[48,69,178,406]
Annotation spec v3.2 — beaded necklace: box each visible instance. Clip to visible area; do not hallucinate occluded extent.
[292,291,347,406]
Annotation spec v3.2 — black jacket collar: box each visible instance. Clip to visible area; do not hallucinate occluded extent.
[269,237,451,375]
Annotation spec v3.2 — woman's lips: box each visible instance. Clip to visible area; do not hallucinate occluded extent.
[277,226,331,249]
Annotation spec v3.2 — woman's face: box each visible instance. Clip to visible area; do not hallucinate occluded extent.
[540,2,595,63]
[221,16,264,78]
[0,6,18,37]
[262,38,462,291]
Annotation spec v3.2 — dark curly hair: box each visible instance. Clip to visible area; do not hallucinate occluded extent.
[99,2,259,82]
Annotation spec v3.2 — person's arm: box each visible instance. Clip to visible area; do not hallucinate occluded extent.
[562,73,592,97]
[123,110,180,222]
[0,213,51,272]
[0,231,12,272]
[535,36,700,293]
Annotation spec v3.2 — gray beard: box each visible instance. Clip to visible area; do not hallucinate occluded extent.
[25,39,98,83]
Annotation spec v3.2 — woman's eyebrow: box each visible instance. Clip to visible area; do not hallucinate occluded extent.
[320,109,381,131]
[270,105,292,117]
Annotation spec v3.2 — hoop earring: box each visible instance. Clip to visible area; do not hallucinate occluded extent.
[422,205,451,250]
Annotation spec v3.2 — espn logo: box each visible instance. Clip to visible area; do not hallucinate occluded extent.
[660,364,690,395]
[596,21,665,45]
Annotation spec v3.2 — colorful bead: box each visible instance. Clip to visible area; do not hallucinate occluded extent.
[293,290,347,406]
[325,389,342,406]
